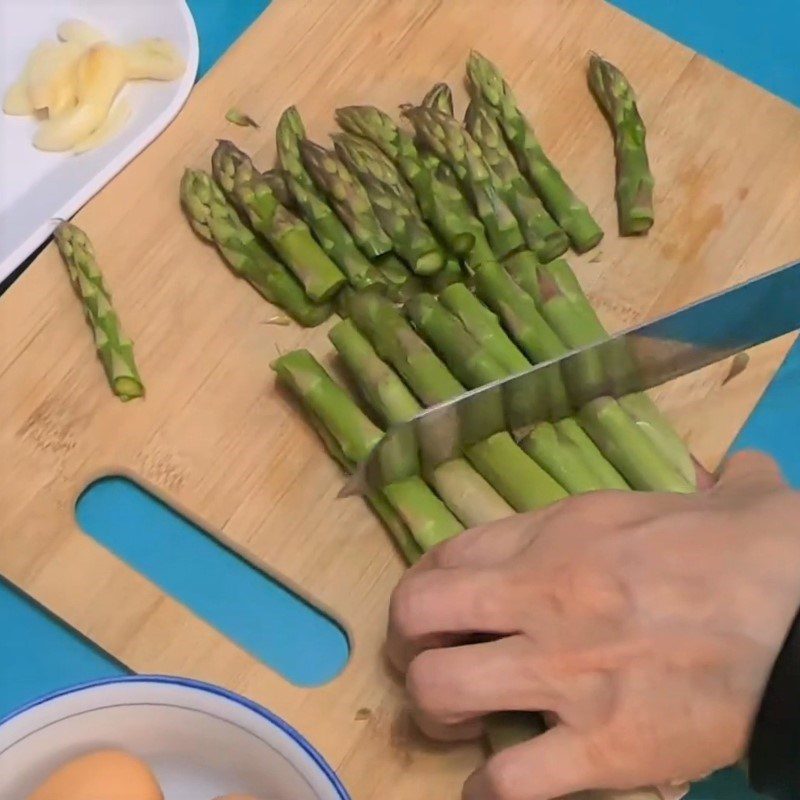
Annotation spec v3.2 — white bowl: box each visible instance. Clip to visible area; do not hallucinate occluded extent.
[0,675,351,800]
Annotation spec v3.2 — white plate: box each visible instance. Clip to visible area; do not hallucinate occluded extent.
[0,675,351,800]
[0,0,199,283]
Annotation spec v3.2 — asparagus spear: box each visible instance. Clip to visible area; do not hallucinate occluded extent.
[53,222,144,401]
[404,106,525,259]
[181,169,332,327]
[276,107,385,291]
[554,418,629,490]
[212,141,345,301]
[332,133,447,275]
[272,349,463,551]
[335,105,493,263]
[373,253,425,303]
[467,51,603,253]
[405,293,507,388]
[465,99,569,262]
[588,54,655,235]
[329,319,514,527]
[260,168,294,209]
[439,282,530,374]
[300,139,393,259]
[422,82,454,116]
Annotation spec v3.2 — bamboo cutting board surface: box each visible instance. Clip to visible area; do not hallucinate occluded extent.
[2,0,800,795]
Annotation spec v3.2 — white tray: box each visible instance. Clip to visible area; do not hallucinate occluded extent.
[0,0,199,284]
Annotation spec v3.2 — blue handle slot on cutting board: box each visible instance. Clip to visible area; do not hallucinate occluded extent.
[74,476,350,688]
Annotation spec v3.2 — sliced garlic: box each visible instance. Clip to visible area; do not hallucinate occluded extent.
[27,40,88,116]
[34,43,127,152]
[57,19,106,47]
[73,97,131,153]
[122,38,186,81]
[3,42,56,115]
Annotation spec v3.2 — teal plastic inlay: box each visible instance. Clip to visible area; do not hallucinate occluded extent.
[75,476,350,687]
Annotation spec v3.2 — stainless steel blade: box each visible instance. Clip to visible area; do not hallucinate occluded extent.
[343,258,800,497]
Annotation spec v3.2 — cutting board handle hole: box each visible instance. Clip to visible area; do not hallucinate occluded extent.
[75,476,350,687]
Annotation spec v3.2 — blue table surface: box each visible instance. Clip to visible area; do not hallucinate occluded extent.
[2,3,800,793]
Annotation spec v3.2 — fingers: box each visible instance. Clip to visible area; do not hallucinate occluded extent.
[463,725,602,800]
[715,450,785,492]
[693,456,716,491]
[406,636,561,731]
[387,566,519,670]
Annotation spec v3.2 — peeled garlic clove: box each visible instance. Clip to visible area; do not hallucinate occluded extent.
[123,38,186,81]
[57,19,106,46]
[73,97,131,153]
[34,43,127,152]
[27,40,86,113]
[3,81,34,115]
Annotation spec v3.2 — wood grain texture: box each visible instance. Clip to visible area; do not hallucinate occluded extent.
[2,0,800,795]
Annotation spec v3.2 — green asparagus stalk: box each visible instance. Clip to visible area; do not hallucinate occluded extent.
[465,99,569,262]
[404,106,525,259]
[467,51,603,253]
[332,133,447,275]
[300,139,393,259]
[588,54,655,235]
[53,222,144,401]
[260,168,294,210]
[212,141,346,301]
[329,319,514,528]
[373,253,425,303]
[439,282,530,375]
[554,418,629,490]
[180,169,332,327]
[275,107,385,291]
[422,82,454,115]
[426,257,465,292]
[272,349,463,551]
[335,105,493,263]
[405,293,507,388]
[579,398,694,492]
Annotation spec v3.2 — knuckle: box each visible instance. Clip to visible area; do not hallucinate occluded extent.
[483,756,521,800]
[388,576,425,638]
[406,650,445,714]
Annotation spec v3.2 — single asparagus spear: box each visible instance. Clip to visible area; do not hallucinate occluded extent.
[53,222,144,401]
[212,141,345,301]
[373,253,425,303]
[335,105,493,263]
[465,99,569,262]
[439,282,530,374]
[579,398,694,492]
[272,349,463,551]
[555,417,629,490]
[300,139,393,259]
[181,169,332,327]
[404,105,525,259]
[588,53,655,235]
[329,318,514,527]
[260,168,294,209]
[276,107,385,291]
[332,133,447,275]
[405,293,508,388]
[422,82,454,115]
[467,50,603,253]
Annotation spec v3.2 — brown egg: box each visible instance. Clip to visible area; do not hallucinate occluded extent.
[28,749,163,800]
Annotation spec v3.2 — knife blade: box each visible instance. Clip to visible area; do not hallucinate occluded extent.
[342,258,800,497]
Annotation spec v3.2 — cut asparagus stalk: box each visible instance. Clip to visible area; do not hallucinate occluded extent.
[212,141,346,301]
[332,132,447,275]
[466,432,567,511]
[465,99,569,262]
[181,169,332,327]
[439,282,530,375]
[276,107,385,291]
[329,318,513,528]
[426,257,465,292]
[53,221,144,401]
[555,418,630,490]
[588,54,655,235]
[422,82,454,115]
[579,398,694,492]
[272,349,463,550]
[467,51,603,253]
[301,139,393,259]
[374,253,425,303]
[404,105,525,259]
[405,293,508,388]
[335,105,489,261]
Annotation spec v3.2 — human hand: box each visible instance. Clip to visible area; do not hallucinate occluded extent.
[386,451,800,800]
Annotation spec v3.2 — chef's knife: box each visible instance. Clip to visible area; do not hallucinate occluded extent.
[342,258,800,497]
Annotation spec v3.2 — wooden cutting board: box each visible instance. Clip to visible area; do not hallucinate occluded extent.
[2,0,800,795]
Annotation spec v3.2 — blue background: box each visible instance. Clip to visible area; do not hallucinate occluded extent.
[2,3,800,794]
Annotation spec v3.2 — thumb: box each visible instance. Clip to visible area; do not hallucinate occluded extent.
[714,450,785,491]
[462,726,602,800]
